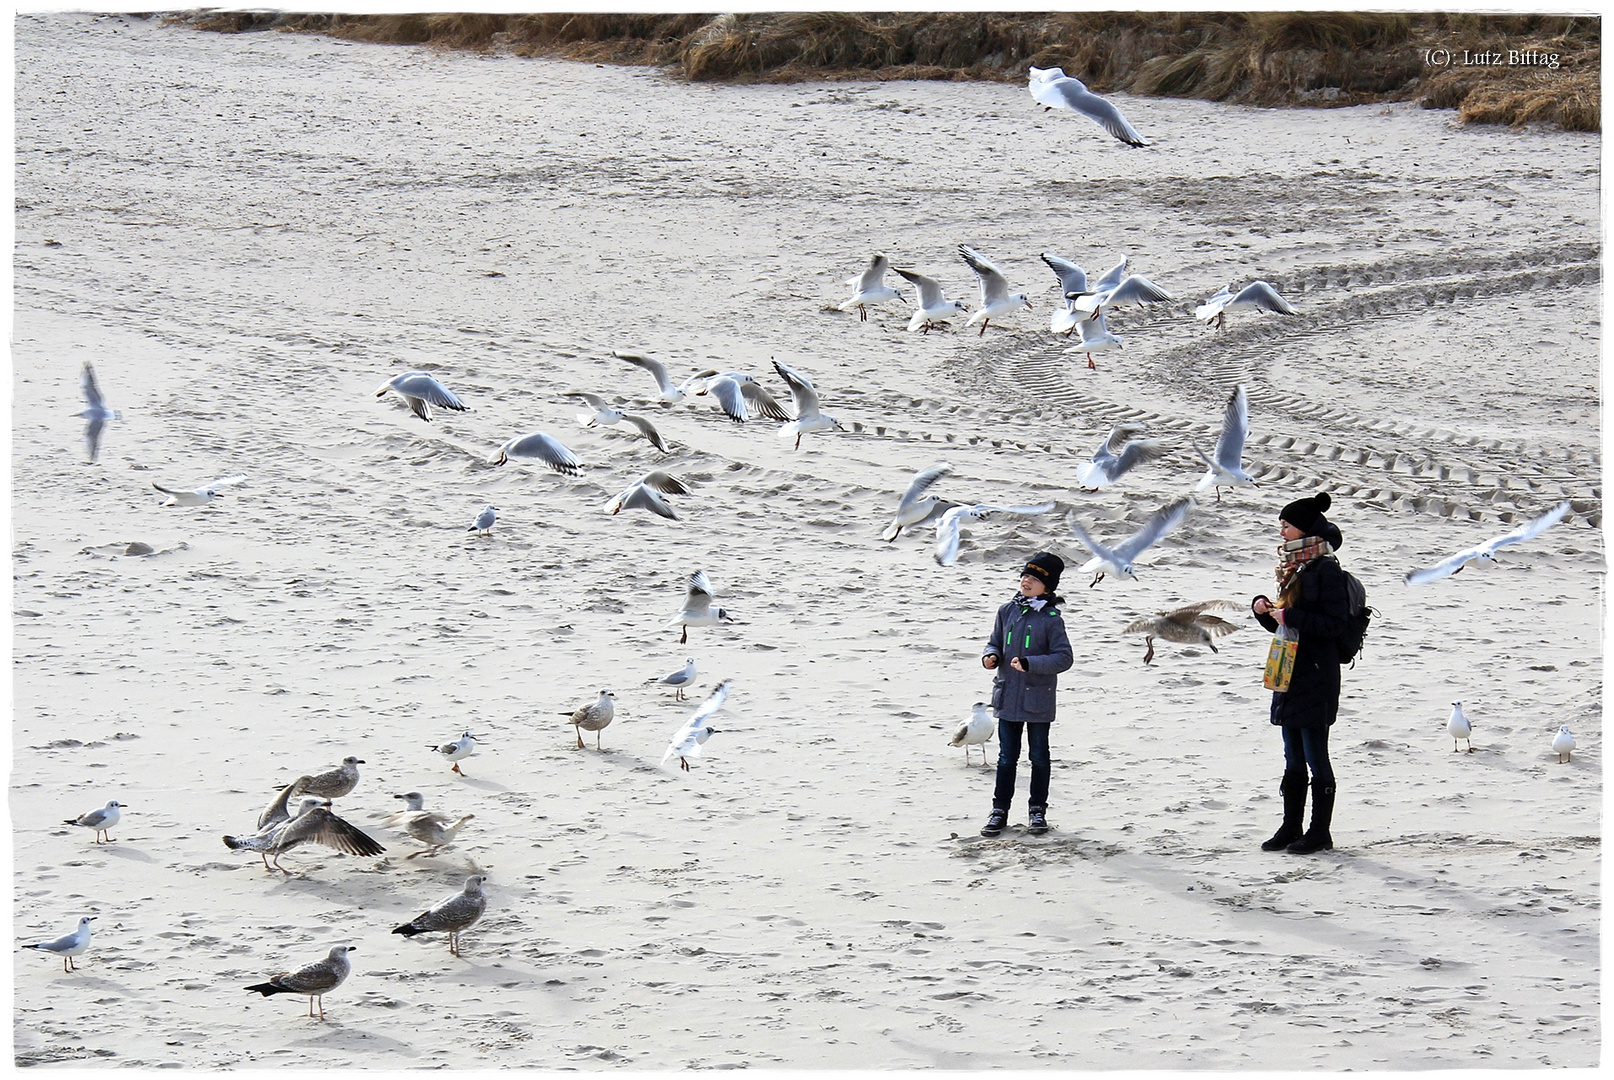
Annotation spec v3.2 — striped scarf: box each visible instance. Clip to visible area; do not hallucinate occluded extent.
[1276,535,1333,594]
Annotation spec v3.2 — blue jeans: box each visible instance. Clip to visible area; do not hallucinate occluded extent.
[1281,725,1335,785]
[992,721,1051,810]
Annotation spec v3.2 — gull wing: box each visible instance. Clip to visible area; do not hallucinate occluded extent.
[1090,255,1128,295]
[498,432,581,474]
[277,807,385,857]
[897,463,952,514]
[958,245,1010,305]
[1111,496,1193,563]
[1194,287,1233,322]
[704,377,748,422]
[640,470,691,495]
[1231,281,1296,314]
[205,474,249,491]
[619,412,668,452]
[684,570,714,608]
[1039,253,1088,297]
[849,253,890,290]
[1098,424,1150,456]
[1480,500,1572,556]
[607,483,677,519]
[687,679,731,728]
[258,778,311,829]
[771,360,822,421]
[933,505,971,566]
[84,418,106,462]
[392,373,468,410]
[1404,547,1481,585]
[1099,274,1173,307]
[1212,385,1249,471]
[568,390,614,411]
[80,363,107,409]
[1111,437,1168,477]
[740,380,793,421]
[893,267,946,308]
[1047,81,1147,146]
[614,350,677,395]
[1064,512,1115,564]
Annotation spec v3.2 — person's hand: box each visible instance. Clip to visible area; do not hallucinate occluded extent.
[1253,596,1272,615]
[1009,657,1027,672]
[982,654,998,670]
[1274,607,1286,626]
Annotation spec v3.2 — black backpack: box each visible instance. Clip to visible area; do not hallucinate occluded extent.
[1337,568,1372,665]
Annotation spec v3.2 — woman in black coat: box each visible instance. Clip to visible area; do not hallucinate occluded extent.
[979,552,1074,838]
[1251,493,1351,854]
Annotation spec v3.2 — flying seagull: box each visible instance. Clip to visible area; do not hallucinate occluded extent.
[1067,496,1194,587]
[838,253,904,321]
[1028,66,1148,147]
[1193,384,1257,502]
[1122,600,1240,664]
[374,371,469,422]
[1404,501,1572,585]
[75,363,121,463]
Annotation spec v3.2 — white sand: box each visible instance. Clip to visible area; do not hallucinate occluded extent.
[11,12,1601,1069]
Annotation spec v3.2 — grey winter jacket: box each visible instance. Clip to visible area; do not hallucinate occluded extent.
[982,596,1075,722]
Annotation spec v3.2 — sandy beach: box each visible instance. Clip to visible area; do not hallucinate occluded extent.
[11,12,1601,1069]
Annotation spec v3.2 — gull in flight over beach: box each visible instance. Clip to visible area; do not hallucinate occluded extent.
[64,800,125,844]
[430,732,482,775]
[1069,265,1174,320]
[564,689,616,750]
[693,370,793,423]
[894,267,969,333]
[1553,725,1576,763]
[1447,701,1474,752]
[934,501,1058,567]
[670,570,733,644]
[1195,281,1297,329]
[772,359,843,449]
[491,431,582,474]
[394,876,488,956]
[959,245,1032,335]
[223,795,385,874]
[650,657,698,701]
[614,349,709,404]
[1403,501,1572,585]
[1040,253,1090,336]
[1068,311,1123,370]
[881,462,958,541]
[1076,425,1167,491]
[374,371,469,422]
[468,504,498,537]
[1067,496,1194,587]
[568,392,669,452]
[603,471,691,519]
[23,916,95,972]
[839,253,905,321]
[245,944,353,1020]
[1123,600,1240,665]
[1193,384,1258,502]
[663,680,731,771]
[1028,66,1148,146]
[950,702,995,766]
[75,363,121,463]
[152,474,246,507]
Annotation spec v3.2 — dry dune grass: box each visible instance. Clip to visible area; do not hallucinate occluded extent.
[169,10,1599,132]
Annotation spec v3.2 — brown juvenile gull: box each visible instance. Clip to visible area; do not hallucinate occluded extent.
[393,875,488,955]
[245,944,354,1020]
[224,795,385,874]
[64,800,125,844]
[1123,601,1241,665]
[564,689,616,749]
[296,756,364,800]
[259,776,315,829]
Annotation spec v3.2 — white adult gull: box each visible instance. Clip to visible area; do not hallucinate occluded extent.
[614,349,709,404]
[468,504,498,537]
[1068,311,1123,370]
[880,462,958,541]
[430,731,483,775]
[1066,496,1194,587]
[1403,501,1572,585]
[772,359,843,450]
[1553,725,1576,763]
[152,474,247,507]
[894,267,969,333]
[1193,384,1258,502]
[670,570,733,644]
[374,371,469,422]
[1040,253,1090,336]
[603,471,691,519]
[1447,701,1473,753]
[1028,66,1148,147]
[1195,281,1297,329]
[64,800,125,844]
[23,916,95,972]
[839,253,904,321]
[950,702,996,766]
[76,363,121,463]
[958,245,1032,335]
[934,501,1058,567]
[567,391,669,452]
[491,431,582,474]
[1076,424,1167,491]
[650,657,698,701]
[694,370,793,423]
[663,680,731,771]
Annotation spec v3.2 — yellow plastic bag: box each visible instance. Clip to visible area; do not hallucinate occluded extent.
[1263,626,1299,692]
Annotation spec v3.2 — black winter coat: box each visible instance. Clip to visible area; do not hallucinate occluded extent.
[1253,555,1351,729]
[983,597,1074,722]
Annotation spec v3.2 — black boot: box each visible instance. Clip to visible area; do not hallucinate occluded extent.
[1261,769,1309,851]
[1287,781,1336,854]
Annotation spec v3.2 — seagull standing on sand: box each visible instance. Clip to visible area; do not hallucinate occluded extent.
[430,731,482,775]
[1403,501,1572,584]
[75,363,121,463]
[565,689,616,750]
[491,431,582,474]
[22,916,95,972]
[297,756,364,801]
[1553,725,1576,763]
[959,245,1032,335]
[950,702,995,765]
[1193,384,1258,502]
[1195,281,1297,329]
[772,359,843,450]
[894,267,969,333]
[468,504,498,537]
[393,876,488,956]
[839,253,904,321]
[245,944,354,1020]
[881,463,958,541]
[223,796,386,874]
[1123,601,1240,665]
[603,471,691,519]
[1028,66,1148,147]
[934,501,1058,567]
[1067,496,1194,587]
[670,570,733,644]
[152,474,246,507]
[63,800,125,844]
[650,657,698,701]
[374,371,469,422]
[663,680,730,771]
[1076,425,1167,491]
[1447,701,1474,752]
[1069,311,1123,370]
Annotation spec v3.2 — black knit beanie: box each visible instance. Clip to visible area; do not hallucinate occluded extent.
[1280,492,1331,535]
[1021,552,1064,591]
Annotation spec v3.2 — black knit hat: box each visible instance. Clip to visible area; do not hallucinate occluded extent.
[1021,552,1064,591]
[1280,492,1332,535]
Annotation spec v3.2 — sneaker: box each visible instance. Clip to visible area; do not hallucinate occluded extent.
[980,808,1008,837]
[1027,806,1048,835]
